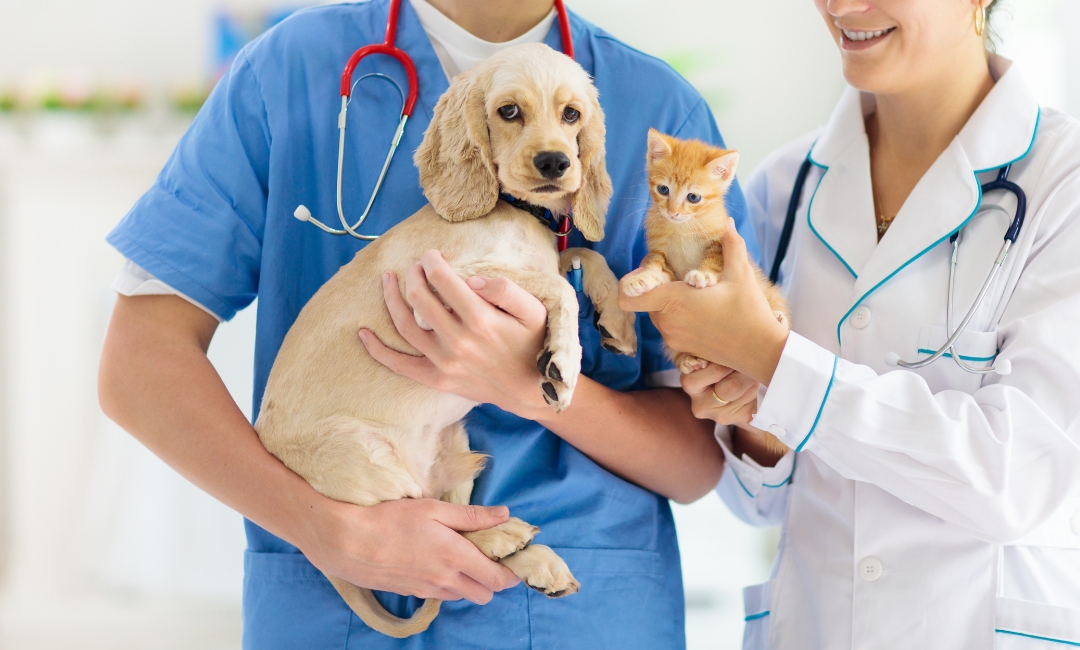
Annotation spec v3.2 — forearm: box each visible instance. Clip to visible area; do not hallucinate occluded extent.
[525,377,723,504]
[730,425,788,468]
[98,296,328,552]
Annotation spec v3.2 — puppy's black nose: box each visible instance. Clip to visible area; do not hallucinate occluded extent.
[534,151,571,179]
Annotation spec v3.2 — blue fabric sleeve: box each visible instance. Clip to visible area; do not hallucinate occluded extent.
[106,51,270,321]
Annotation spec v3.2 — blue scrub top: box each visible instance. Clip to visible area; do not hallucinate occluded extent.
[107,1,756,647]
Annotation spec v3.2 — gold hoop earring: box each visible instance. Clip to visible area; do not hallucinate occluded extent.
[974,4,986,37]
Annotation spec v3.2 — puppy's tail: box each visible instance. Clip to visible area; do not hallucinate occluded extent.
[327,574,441,638]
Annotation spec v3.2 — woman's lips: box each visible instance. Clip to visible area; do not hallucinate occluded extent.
[839,26,896,51]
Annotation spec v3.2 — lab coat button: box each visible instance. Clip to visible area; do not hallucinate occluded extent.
[768,424,787,438]
[851,305,872,329]
[1070,512,1080,535]
[859,557,883,582]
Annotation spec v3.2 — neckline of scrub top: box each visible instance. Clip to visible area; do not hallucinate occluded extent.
[409,0,556,78]
[384,0,586,139]
[802,55,1039,313]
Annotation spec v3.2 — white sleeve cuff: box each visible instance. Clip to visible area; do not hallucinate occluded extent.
[112,259,222,322]
[714,424,795,496]
[646,369,682,388]
[750,332,837,452]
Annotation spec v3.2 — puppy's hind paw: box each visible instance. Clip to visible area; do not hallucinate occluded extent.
[500,544,579,599]
[464,517,539,561]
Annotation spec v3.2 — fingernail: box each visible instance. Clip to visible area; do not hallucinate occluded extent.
[382,272,390,286]
[468,276,486,290]
[487,506,509,518]
[358,329,370,342]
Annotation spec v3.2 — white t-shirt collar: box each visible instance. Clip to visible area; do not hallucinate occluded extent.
[409,0,556,79]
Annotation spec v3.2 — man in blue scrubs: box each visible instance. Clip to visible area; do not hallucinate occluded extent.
[98,0,756,647]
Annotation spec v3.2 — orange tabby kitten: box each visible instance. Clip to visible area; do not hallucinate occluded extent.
[624,129,789,374]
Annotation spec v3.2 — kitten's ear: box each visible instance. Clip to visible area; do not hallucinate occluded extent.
[646,128,671,164]
[709,151,740,183]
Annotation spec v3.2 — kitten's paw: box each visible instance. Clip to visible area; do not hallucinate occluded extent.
[685,269,719,288]
[464,517,539,561]
[621,269,667,297]
[678,355,710,374]
[592,309,637,356]
[501,544,580,599]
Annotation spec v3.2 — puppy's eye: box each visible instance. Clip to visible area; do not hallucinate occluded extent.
[498,104,520,120]
[657,185,670,196]
[687,193,702,204]
[562,106,580,123]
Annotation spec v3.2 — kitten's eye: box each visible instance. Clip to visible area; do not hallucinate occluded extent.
[687,193,702,204]
[562,106,580,123]
[657,185,670,196]
[498,104,520,120]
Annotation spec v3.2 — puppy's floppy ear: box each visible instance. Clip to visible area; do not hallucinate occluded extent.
[414,68,498,222]
[571,88,613,242]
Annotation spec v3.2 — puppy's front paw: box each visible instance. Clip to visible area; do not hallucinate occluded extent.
[500,544,579,599]
[685,269,719,288]
[464,517,539,561]
[592,309,637,356]
[621,269,667,297]
[536,338,582,412]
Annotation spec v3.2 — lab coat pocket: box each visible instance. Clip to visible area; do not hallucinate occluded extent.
[915,325,999,394]
[995,597,1080,648]
[742,580,773,650]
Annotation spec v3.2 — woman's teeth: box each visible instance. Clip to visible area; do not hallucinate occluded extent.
[842,27,893,42]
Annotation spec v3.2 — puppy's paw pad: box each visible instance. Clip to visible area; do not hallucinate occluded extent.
[536,350,563,383]
[593,309,637,356]
[685,270,718,289]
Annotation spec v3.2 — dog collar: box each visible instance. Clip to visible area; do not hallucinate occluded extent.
[499,192,573,252]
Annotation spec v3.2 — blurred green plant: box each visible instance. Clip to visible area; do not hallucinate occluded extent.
[661,48,734,115]
[170,86,210,114]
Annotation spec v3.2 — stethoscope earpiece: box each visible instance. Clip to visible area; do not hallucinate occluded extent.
[294,205,313,222]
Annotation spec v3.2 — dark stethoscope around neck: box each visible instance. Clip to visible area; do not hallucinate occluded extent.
[769,155,1027,376]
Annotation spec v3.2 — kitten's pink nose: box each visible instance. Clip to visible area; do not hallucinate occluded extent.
[667,212,681,219]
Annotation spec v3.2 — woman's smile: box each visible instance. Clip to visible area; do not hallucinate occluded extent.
[838,25,897,51]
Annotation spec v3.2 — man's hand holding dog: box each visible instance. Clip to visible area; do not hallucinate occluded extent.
[360,249,551,417]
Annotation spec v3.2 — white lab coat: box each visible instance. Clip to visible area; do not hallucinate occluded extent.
[718,56,1080,649]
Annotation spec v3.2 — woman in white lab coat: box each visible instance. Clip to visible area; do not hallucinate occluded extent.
[621,0,1080,648]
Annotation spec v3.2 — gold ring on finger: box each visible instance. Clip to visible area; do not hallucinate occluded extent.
[711,386,729,406]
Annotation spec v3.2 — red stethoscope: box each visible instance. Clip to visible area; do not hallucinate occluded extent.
[294,0,577,250]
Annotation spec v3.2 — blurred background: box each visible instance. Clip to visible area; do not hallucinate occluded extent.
[0,0,1075,648]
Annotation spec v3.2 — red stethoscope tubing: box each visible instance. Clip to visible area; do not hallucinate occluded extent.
[333,0,576,249]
